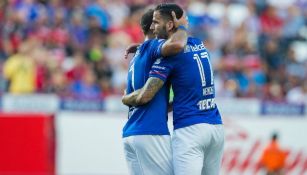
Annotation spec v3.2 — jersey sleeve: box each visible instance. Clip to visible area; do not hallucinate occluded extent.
[149,39,166,60]
[149,57,174,82]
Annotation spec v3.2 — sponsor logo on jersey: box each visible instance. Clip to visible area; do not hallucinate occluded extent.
[190,42,206,52]
[152,65,166,70]
[203,86,214,96]
[197,98,216,110]
[154,58,162,64]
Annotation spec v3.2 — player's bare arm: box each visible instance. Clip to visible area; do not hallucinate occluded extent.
[122,77,164,106]
[122,89,141,106]
[161,11,188,57]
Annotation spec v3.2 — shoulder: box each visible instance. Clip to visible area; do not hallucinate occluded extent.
[187,37,209,52]
[188,37,203,44]
[148,38,165,46]
[136,40,152,55]
[139,39,158,51]
[141,39,166,55]
[5,55,19,64]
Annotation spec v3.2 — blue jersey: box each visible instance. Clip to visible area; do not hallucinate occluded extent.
[123,39,170,138]
[149,37,222,130]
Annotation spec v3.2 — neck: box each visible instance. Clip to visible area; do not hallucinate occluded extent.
[144,33,155,41]
[144,36,150,41]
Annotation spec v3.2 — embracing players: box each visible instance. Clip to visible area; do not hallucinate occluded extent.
[123,3,224,175]
[122,5,188,175]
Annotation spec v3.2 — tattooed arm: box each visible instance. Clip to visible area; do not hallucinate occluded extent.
[122,77,164,106]
[122,89,141,106]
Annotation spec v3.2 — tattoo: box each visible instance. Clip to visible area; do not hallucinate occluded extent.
[121,77,164,106]
[122,89,141,106]
[138,77,164,104]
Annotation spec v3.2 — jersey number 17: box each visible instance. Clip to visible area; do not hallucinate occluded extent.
[193,52,214,87]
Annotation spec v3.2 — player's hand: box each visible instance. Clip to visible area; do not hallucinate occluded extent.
[122,89,127,105]
[124,43,140,59]
[172,11,188,29]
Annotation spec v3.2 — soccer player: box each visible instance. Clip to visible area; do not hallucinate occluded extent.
[122,3,224,175]
[122,8,188,175]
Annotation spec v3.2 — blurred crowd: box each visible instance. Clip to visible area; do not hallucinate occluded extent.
[0,0,306,103]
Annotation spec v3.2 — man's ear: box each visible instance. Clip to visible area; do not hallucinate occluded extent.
[166,21,175,32]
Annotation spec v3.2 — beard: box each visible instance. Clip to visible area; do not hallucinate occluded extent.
[156,26,169,39]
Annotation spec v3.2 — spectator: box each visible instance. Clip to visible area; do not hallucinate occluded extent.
[85,0,110,31]
[259,5,283,37]
[286,80,307,105]
[0,0,305,103]
[259,132,287,175]
[121,8,144,43]
[68,10,88,51]
[3,40,36,94]
[282,5,305,39]
[100,77,115,98]
[2,8,29,56]
[47,68,69,96]
[66,52,88,82]
[70,69,101,100]
[32,46,49,92]
[50,8,69,48]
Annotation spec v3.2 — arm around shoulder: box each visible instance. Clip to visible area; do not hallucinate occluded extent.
[161,11,188,57]
[121,77,165,106]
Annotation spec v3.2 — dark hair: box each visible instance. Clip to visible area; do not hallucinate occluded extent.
[271,132,278,141]
[155,3,183,21]
[140,9,154,35]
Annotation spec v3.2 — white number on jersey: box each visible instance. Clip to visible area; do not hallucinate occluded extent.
[193,51,214,87]
[129,62,135,91]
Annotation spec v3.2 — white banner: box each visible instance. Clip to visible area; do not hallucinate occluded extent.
[222,117,307,175]
[56,112,307,175]
[2,94,59,113]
